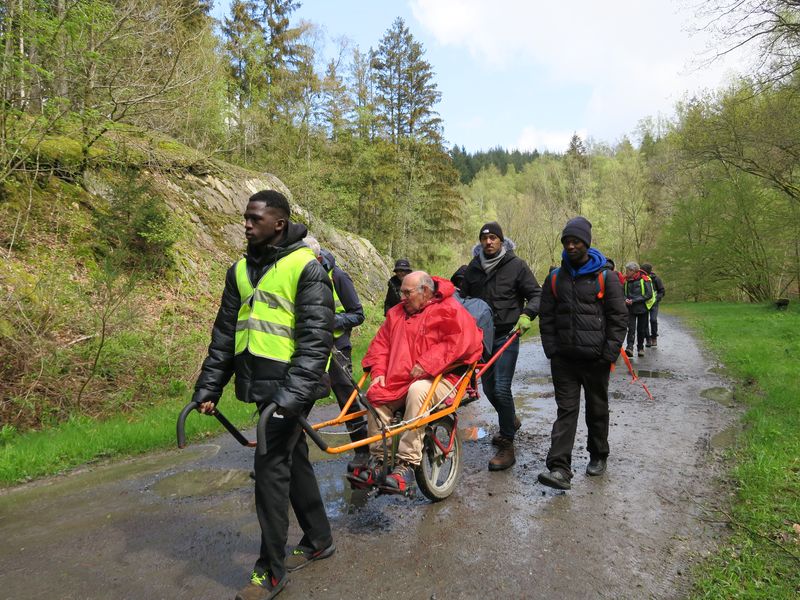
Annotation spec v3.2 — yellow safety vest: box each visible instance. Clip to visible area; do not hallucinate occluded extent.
[328,270,345,339]
[234,247,317,362]
[624,278,657,310]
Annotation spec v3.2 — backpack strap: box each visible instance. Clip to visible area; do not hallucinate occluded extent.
[549,268,560,299]
[550,267,606,301]
[597,269,606,300]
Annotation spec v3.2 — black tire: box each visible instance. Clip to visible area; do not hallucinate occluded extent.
[415,415,461,502]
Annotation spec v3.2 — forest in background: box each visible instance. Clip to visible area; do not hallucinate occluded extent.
[1,0,800,432]
[2,0,799,297]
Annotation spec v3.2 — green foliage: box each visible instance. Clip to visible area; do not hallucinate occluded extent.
[372,17,442,145]
[450,145,541,185]
[93,172,181,273]
[0,172,218,434]
[0,386,254,484]
[0,299,385,485]
[669,303,800,599]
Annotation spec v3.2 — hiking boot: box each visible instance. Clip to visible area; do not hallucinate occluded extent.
[645,337,653,347]
[235,571,287,600]
[537,469,571,490]
[346,450,371,473]
[586,457,607,477]
[379,461,415,495]
[488,437,516,471]
[651,337,657,347]
[491,415,522,446]
[638,347,645,357]
[625,347,634,357]
[285,543,336,572]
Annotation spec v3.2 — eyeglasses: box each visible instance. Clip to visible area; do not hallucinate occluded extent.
[399,287,419,297]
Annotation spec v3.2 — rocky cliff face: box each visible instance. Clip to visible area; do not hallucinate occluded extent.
[83,166,391,303]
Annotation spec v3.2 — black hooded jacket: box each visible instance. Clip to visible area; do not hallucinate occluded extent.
[460,239,542,337]
[192,221,334,415]
[650,272,665,303]
[539,259,628,363]
[383,275,403,315]
[320,249,364,351]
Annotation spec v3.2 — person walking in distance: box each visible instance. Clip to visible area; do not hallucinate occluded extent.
[384,258,412,315]
[537,217,628,490]
[460,221,541,471]
[303,236,371,471]
[623,262,655,358]
[641,263,665,347]
[192,191,335,600]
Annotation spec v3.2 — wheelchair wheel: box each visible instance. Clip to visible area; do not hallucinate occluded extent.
[415,415,461,502]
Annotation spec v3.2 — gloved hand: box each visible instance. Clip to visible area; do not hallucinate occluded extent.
[514,314,532,336]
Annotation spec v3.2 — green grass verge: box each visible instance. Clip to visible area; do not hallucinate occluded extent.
[667,302,800,599]
[0,304,385,487]
[0,386,255,484]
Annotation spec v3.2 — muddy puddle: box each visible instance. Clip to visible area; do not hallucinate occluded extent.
[636,369,676,379]
[701,386,736,407]
[151,468,252,498]
[518,374,552,386]
[711,425,739,450]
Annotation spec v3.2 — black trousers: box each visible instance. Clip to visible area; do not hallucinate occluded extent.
[545,355,611,476]
[329,347,369,448]
[648,302,659,338]
[253,409,332,580]
[626,311,649,350]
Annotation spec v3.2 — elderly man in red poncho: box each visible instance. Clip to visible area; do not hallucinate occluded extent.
[352,270,484,494]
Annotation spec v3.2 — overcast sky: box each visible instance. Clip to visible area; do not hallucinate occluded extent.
[212,0,751,153]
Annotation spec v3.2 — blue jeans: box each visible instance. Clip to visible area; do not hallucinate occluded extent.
[481,332,520,440]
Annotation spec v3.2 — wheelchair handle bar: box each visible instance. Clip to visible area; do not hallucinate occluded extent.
[176,401,255,449]
[177,400,334,455]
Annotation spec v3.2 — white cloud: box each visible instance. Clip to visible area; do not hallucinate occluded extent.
[515,127,587,153]
[410,0,751,142]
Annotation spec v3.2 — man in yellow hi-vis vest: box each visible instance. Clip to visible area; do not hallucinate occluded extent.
[192,190,335,600]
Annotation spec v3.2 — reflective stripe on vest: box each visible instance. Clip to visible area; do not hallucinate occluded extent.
[328,270,344,339]
[234,246,317,362]
[624,278,657,310]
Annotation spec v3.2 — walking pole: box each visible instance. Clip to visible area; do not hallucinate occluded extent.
[617,348,654,401]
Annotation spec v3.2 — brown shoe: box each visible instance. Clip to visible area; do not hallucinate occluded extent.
[491,416,521,446]
[488,438,516,471]
[651,338,657,347]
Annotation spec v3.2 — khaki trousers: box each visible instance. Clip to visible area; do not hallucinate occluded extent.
[367,379,454,466]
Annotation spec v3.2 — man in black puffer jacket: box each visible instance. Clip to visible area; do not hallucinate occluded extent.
[537,217,628,491]
[192,190,334,600]
[461,221,541,472]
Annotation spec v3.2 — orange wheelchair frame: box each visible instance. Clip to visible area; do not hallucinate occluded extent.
[177,332,520,502]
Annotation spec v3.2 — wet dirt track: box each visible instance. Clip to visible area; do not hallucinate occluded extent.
[0,314,739,600]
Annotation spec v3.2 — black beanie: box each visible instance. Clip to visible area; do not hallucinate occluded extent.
[561,216,592,247]
[479,221,504,241]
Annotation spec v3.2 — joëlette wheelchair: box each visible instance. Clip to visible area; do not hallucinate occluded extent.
[177,333,518,502]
